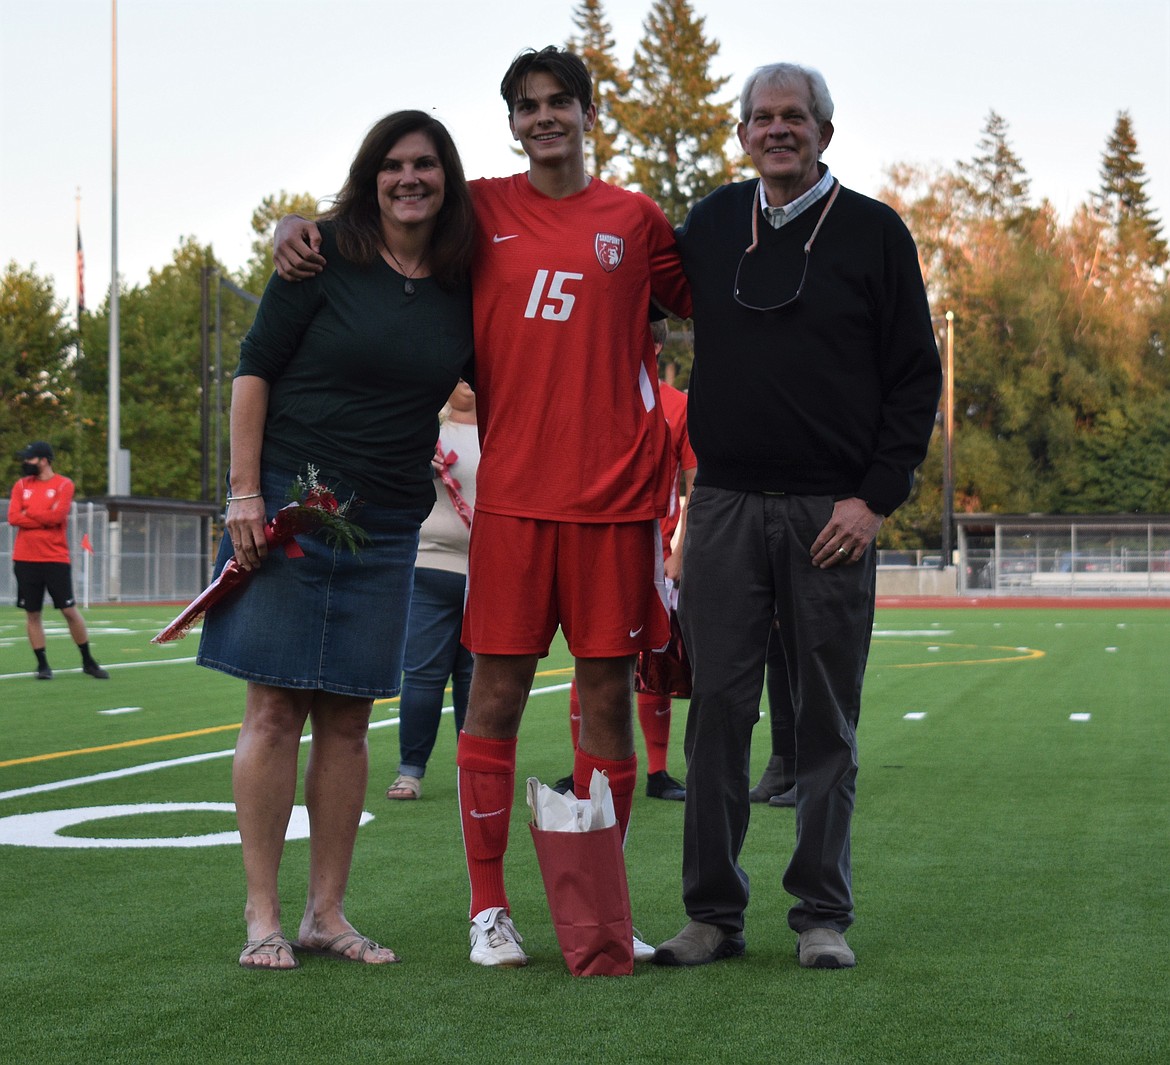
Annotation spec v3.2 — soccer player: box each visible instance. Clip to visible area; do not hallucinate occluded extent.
[274,47,691,968]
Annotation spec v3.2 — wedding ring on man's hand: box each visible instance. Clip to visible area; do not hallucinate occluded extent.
[837,547,848,556]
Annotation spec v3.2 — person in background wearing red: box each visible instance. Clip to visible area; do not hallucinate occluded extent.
[8,441,108,681]
[553,318,695,803]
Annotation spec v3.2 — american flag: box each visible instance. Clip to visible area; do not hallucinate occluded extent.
[76,225,85,313]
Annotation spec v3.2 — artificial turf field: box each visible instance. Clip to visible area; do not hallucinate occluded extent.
[1,601,1167,1064]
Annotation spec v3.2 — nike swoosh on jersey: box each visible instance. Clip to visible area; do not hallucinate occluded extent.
[629,626,644,638]
[469,807,507,819]
[492,233,519,243]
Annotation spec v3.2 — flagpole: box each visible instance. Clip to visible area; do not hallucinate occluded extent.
[75,189,84,323]
[108,0,121,497]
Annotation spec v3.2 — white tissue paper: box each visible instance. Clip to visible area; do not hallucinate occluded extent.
[526,769,616,832]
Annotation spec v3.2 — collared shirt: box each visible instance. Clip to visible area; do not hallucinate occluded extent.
[759,165,835,229]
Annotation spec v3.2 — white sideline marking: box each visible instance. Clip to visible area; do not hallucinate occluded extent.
[904,712,927,720]
[0,681,572,803]
[98,707,143,716]
[0,657,196,681]
[1069,713,1091,722]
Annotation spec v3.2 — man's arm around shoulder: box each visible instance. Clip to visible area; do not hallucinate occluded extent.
[273,216,326,281]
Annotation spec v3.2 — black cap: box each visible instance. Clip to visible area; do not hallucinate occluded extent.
[19,441,54,461]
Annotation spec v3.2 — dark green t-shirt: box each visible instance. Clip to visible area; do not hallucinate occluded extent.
[237,223,474,508]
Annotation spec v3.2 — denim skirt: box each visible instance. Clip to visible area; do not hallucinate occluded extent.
[197,466,430,698]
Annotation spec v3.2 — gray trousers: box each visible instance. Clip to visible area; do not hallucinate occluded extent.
[678,486,876,934]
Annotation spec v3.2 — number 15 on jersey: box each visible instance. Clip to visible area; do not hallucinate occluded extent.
[524,270,584,321]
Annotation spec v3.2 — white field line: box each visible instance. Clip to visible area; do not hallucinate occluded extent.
[0,681,573,803]
[0,657,196,681]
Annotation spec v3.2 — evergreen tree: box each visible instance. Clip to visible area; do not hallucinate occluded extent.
[1094,111,1168,273]
[567,0,630,182]
[617,0,738,224]
[956,110,1032,224]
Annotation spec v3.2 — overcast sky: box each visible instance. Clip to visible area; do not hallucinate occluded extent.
[2,0,1168,315]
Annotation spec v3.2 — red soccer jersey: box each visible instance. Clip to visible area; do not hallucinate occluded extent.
[469,174,692,522]
[8,474,74,563]
[658,380,697,548]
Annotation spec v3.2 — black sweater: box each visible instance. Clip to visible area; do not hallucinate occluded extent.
[677,181,941,516]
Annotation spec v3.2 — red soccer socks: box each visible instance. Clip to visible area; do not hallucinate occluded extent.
[457,731,517,918]
[636,691,671,775]
[573,747,637,840]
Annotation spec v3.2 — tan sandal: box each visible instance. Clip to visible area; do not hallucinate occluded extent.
[239,931,299,970]
[290,929,399,965]
[385,774,421,800]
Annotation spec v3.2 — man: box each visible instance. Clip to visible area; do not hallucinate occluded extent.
[273,47,691,968]
[653,63,941,969]
[8,441,109,680]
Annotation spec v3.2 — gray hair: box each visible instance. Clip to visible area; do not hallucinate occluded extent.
[739,63,834,126]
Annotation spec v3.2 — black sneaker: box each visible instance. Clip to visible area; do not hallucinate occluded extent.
[646,770,686,801]
[35,664,53,680]
[83,662,110,680]
[551,773,576,795]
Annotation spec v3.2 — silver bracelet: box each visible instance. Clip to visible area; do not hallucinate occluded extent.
[226,493,263,503]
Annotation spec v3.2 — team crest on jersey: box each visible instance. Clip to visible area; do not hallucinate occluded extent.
[594,233,624,272]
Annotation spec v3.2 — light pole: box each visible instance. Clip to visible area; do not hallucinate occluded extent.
[940,311,955,569]
[108,0,121,496]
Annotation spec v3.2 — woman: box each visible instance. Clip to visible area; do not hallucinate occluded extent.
[197,111,475,970]
[386,379,478,801]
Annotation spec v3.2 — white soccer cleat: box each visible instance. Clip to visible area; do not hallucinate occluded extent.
[632,931,656,962]
[469,907,529,968]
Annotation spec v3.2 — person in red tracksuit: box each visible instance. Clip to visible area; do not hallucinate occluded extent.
[8,441,108,681]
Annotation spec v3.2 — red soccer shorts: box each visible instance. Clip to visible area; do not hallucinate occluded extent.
[462,512,668,658]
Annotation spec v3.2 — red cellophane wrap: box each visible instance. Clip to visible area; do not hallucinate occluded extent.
[634,607,692,698]
[151,495,338,644]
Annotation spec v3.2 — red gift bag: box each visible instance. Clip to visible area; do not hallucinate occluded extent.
[528,821,634,976]
[634,608,692,698]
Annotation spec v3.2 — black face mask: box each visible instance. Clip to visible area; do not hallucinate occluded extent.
[21,463,40,477]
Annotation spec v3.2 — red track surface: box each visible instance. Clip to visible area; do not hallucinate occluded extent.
[877,596,1170,609]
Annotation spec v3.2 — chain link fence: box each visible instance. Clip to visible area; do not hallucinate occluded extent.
[2,499,218,605]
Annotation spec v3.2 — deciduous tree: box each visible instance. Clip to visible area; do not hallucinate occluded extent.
[241,190,319,294]
[0,262,78,480]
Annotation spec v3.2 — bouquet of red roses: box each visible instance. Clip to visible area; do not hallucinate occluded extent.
[152,468,365,644]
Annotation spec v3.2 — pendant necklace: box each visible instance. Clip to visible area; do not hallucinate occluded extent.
[383,244,425,296]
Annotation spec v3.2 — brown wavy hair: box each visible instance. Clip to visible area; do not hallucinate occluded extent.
[320,111,475,291]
